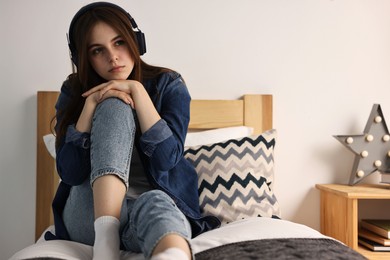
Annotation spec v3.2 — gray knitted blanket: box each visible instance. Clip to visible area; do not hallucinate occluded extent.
[195,238,367,260]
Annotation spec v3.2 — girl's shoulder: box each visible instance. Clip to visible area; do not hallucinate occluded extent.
[60,74,78,94]
[145,70,185,89]
[155,70,182,83]
[144,70,189,103]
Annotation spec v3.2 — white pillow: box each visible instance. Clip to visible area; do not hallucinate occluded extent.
[43,134,56,159]
[43,126,254,159]
[184,126,254,147]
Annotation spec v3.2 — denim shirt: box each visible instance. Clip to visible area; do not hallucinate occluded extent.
[47,71,220,242]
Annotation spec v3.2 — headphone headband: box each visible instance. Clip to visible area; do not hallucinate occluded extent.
[68,2,146,66]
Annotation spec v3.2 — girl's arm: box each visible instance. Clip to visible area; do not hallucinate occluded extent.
[82,80,161,133]
[81,74,190,171]
[138,75,191,171]
[55,83,91,185]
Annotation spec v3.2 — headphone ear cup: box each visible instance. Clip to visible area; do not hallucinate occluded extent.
[135,31,146,55]
[135,31,146,56]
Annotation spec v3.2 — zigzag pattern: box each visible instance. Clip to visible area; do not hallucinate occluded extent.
[196,159,273,184]
[200,181,278,208]
[186,141,274,165]
[185,134,276,155]
[200,180,273,200]
[198,172,268,194]
[201,188,279,222]
[200,179,280,223]
[184,129,281,224]
[185,142,274,172]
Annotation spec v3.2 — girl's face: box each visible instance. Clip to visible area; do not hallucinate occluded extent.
[87,21,134,81]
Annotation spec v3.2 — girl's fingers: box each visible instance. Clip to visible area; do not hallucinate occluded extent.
[118,92,134,107]
[99,89,134,108]
[127,97,135,109]
[82,82,109,97]
[83,81,134,107]
[82,80,131,98]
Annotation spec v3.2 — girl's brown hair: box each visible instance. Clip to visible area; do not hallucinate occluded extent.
[56,6,170,148]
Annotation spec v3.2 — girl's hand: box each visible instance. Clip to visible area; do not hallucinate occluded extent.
[83,79,160,133]
[82,80,139,108]
[76,80,141,133]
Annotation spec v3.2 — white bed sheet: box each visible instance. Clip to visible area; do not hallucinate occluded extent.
[11,218,329,260]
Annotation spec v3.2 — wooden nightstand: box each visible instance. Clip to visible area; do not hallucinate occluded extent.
[316,184,390,260]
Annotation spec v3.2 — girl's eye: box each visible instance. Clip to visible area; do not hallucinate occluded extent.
[91,48,103,55]
[115,40,125,46]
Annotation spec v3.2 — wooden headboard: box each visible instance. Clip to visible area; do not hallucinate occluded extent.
[36,91,272,240]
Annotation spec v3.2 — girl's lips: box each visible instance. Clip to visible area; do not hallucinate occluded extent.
[109,65,125,72]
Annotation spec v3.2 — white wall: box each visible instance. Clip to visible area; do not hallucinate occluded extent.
[3,0,390,258]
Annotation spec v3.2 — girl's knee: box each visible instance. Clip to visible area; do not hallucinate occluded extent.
[98,97,129,108]
[94,98,135,127]
[138,190,170,202]
[128,191,192,258]
[131,190,177,221]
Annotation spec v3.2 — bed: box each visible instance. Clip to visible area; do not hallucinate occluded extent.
[10,91,366,260]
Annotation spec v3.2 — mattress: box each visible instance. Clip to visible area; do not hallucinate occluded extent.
[10,217,358,260]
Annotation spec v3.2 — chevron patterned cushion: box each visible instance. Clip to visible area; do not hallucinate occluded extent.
[184,129,281,224]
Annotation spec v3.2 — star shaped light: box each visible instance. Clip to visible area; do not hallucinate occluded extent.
[334,104,390,185]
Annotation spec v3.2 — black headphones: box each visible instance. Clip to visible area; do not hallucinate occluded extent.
[67,2,146,66]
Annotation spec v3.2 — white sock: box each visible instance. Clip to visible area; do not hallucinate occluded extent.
[93,216,120,260]
[150,247,190,260]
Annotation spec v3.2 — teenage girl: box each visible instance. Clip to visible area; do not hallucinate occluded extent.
[50,2,220,259]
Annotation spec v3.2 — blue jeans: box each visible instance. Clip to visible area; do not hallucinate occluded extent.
[63,98,192,258]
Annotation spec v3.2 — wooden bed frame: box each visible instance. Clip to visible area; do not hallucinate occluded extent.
[36,91,273,240]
